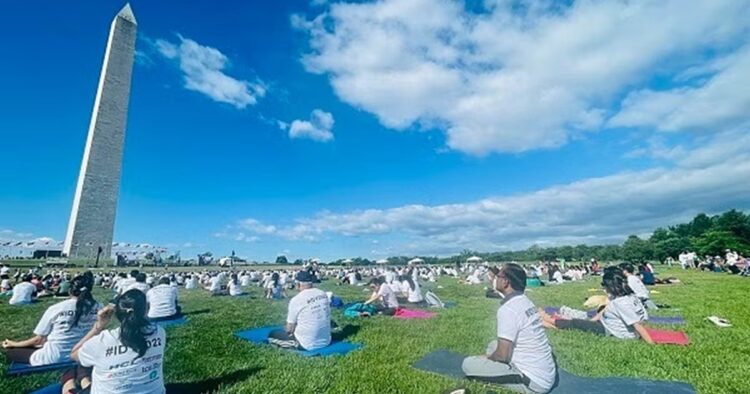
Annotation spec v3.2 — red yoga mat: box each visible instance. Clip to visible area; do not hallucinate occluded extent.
[644,327,690,345]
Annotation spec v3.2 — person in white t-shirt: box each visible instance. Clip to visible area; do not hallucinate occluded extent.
[0,264,9,276]
[67,289,166,394]
[620,263,658,310]
[8,274,37,305]
[185,275,198,290]
[268,270,331,351]
[126,273,151,294]
[228,273,245,296]
[265,273,286,299]
[147,277,181,321]
[400,275,424,304]
[462,264,557,394]
[3,273,99,365]
[539,266,653,344]
[364,277,399,315]
[1,274,11,295]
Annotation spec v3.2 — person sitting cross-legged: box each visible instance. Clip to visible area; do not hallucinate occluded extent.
[364,277,399,316]
[462,263,557,394]
[268,270,331,351]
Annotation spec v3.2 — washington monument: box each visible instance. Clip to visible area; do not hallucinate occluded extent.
[63,4,137,259]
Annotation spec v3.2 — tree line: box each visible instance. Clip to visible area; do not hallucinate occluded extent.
[299,209,749,265]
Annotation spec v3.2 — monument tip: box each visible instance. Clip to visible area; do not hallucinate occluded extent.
[117,3,137,25]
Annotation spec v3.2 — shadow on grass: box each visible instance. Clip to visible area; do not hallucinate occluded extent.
[166,367,262,394]
[183,308,212,316]
[332,324,360,341]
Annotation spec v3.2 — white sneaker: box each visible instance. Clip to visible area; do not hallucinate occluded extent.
[707,316,731,327]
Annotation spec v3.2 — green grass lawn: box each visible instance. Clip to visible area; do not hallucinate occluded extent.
[1,268,748,393]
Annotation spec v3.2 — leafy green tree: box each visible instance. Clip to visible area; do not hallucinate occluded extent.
[693,230,750,256]
[275,255,288,265]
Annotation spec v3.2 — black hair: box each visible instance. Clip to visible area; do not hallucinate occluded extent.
[70,272,96,329]
[231,273,238,285]
[130,270,140,278]
[488,266,500,276]
[271,272,280,286]
[368,277,383,286]
[601,266,634,297]
[23,274,33,282]
[135,273,147,283]
[115,289,155,358]
[158,277,170,286]
[402,275,416,291]
[503,263,527,292]
[619,263,635,274]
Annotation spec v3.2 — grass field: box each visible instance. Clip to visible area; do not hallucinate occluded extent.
[1,268,748,393]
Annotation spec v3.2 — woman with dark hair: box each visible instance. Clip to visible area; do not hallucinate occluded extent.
[228,273,245,296]
[265,272,285,299]
[2,273,99,365]
[539,266,654,343]
[399,275,424,304]
[67,289,166,394]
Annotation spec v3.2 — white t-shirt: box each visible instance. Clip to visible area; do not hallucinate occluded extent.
[240,275,251,286]
[127,282,151,294]
[627,275,650,300]
[185,277,198,290]
[9,282,36,305]
[601,295,648,339]
[347,272,358,285]
[78,326,166,394]
[116,278,135,294]
[208,276,222,292]
[497,294,556,392]
[404,280,423,303]
[0,266,9,276]
[1,279,11,291]
[384,271,396,284]
[377,285,399,308]
[287,288,331,350]
[229,281,244,296]
[552,271,564,283]
[31,298,100,365]
[147,285,178,318]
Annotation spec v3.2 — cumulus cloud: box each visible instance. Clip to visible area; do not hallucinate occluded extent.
[283,109,335,142]
[224,132,750,254]
[155,35,266,109]
[295,0,750,155]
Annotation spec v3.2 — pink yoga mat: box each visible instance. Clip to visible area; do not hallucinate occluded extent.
[394,308,436,320]
[644,327,690,345]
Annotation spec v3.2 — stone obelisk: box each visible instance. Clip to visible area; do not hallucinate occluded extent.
[63,4,137,259]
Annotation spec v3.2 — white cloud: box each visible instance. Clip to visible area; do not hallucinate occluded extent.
[226,132,750,254]
[296,0,750,155]
[155,35,266,109]
[285,109,335,142]
[609,45,750,133]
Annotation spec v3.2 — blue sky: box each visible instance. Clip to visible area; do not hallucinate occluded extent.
[1,0,749,261]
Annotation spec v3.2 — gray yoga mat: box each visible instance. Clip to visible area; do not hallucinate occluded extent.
[413,349,696,394]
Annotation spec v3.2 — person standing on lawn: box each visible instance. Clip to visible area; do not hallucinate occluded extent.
[462,263,557,394]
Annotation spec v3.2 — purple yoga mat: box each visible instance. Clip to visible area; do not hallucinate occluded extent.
[544,306,685,324]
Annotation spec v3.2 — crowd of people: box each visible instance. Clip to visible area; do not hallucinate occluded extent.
[0,254,723,393]
[673,249,749,274]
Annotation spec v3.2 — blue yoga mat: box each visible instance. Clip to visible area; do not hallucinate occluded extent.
[234,326,363,356]
[30,383,62,394]
[413,350,696,394]
[7,360,77,376]
[155,316,188,328]
[544,307,685,325]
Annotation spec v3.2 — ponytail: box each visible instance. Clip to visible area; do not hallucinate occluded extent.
[115,289,155,358]
[70,272,96,329]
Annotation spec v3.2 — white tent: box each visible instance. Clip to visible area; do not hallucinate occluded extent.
[466,256,483,263]
[342,258,354,264]
[376,258,389,264]
[408,257,425,264]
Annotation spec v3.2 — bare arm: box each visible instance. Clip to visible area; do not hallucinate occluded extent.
[2,335,45,349]
[285,323,296,334]
[633,323,654,344]
[72,305,114,361]
[487,338,514,363]
[364,291,380,305]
